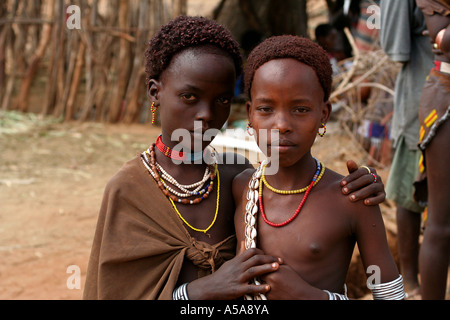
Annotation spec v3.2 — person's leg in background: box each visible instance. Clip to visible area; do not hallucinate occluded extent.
[419,120,450,300]
[386,137,424,298]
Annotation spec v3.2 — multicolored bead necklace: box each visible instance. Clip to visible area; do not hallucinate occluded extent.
[243,158,325,300]
[259,158,324,227]
[140,142,220,234]
[155,162,212,197]
[168,172,220,234]
[261,158,325,195]
[141,144,217,204]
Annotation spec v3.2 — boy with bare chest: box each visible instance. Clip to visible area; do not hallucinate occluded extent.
[233,35,404,300]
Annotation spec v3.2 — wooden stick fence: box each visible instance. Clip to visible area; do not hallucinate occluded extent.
[0,0,187,123]
[1,1,399,134]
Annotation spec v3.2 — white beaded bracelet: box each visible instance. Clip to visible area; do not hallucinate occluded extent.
[172,283,189,300]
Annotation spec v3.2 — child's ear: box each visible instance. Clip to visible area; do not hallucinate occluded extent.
[147,79,162,105]
[321,100,332,124]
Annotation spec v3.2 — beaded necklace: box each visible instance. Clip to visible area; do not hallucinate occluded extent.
[259,159,324,227]
[261,159,325,194]
[243,159,325,300]
[140,142,220,234]
[168,167,220,234]
[155,135,204,162]
[141,144,216,204]
[155,162,211,197]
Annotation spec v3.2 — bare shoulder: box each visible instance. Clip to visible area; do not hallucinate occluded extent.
[232,167,255,244]
[232,167,255,201]
[217,152,253,179]
[320,168,380,221]
[318,167,344,194]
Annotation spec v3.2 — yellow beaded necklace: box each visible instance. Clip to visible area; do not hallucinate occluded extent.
[167,166,220,234]
[261,160,325,195]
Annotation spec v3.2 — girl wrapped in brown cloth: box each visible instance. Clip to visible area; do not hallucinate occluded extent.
[83,16,387,300]
[414,0,450,300]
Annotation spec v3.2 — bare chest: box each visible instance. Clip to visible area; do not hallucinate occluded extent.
[253,193,354,266]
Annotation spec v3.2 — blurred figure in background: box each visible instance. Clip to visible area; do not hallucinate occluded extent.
[414,0,450,300]
[380,0,433,299]
[315,23,342,75]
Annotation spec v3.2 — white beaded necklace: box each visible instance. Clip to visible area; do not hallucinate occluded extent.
[156,162,211,195]
[142,146,218,199]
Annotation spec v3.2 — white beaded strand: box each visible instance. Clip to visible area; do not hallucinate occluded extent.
[142,148,213,198]
[156,161,210,190]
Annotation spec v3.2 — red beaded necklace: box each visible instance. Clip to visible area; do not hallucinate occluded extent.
[155,135,184,160]
[258,161,321,227]
[155,135,204,162]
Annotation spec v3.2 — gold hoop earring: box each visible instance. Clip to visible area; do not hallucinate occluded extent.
[318,123,326,137]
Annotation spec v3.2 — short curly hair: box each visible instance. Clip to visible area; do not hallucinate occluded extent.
[145,16,243,86]
[244,35,332,101]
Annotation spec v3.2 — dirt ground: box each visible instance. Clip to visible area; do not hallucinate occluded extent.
[0,114,432,300]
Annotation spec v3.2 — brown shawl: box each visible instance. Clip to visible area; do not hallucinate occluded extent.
[83,156,236,300]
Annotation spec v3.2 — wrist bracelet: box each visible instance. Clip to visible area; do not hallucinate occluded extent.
[173,283,189,300]
[370,275,405,300]
[323,290,349,300]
